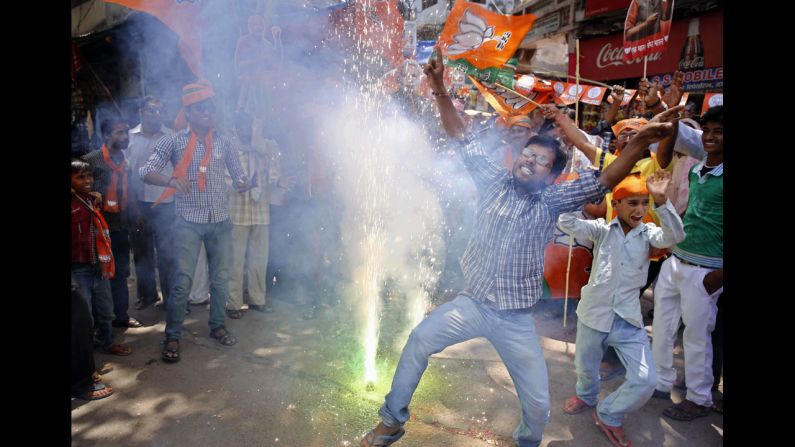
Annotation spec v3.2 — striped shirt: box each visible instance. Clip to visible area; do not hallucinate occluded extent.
[139,129,246,224]
[458,133,610,310]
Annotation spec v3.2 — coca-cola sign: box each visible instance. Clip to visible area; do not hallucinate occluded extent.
[596,42,663,69]
[574,9,722,82]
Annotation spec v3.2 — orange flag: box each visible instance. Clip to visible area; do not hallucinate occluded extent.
[438,1,536,70]
[702,93,722,114]
[470,75,552,118]
[104,0,204,77]
[579,85,607,106]
[552,82,585,106]
[606,89,638,107]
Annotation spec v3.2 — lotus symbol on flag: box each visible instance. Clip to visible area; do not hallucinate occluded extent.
[485,81,530,110]
[446,10,497,55]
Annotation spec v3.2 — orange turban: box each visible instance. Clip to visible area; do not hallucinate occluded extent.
[612,174,648,201]
[611,118,648,138]
[182,80,215,106]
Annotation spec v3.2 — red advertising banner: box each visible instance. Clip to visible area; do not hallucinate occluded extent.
[585,0,631,18]
[579,85,608,105]
[622,0,675,62]
[702,93,723,114]
[575,9,723,82]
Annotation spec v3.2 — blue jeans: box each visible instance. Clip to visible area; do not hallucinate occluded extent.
[574,316,657,427]
[109,229,131,323]
[165,217,232,340]
[131,201,174,303]
[71,263,115,348]
[379,295,550,447]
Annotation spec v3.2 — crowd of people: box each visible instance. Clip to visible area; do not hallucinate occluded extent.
[71,14,722,447]
[360,51,723,447]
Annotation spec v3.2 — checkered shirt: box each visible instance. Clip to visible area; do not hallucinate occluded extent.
[139,129,246,224]
[458,133,610,310]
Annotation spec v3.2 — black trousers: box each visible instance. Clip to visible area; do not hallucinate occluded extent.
[71,286,96,396]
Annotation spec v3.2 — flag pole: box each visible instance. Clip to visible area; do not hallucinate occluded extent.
[494,82,544,108]
[563,39,580,329]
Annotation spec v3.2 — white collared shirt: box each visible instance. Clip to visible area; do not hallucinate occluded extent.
[558,200,685,332]
[126,124,174,203]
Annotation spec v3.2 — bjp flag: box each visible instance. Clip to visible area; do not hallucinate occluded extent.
[552,82,585,106]
[702,92,723,114]
[579,85,607,106]
[470,75,552,118]
[606,88,638,107]
[438,1,536,70]
[104,0,204,77]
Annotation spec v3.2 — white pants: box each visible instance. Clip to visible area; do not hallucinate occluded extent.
[228,224,269,310]
[652,256,722,406]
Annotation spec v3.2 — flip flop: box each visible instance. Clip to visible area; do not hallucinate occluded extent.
[361,427,405,447]
[161,339,180,363]
[593,410,632,447]
[78,382,114,401]
[563,395,594,415]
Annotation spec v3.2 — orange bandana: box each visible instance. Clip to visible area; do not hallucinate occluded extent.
[611,118,648,139]
[612,174,648,201]
[73,191,115,279]
[153,129,214,206]
[101,144,127,213]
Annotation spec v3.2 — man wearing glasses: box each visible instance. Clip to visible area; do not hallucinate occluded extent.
[141,80,250,363]
[361,50,678,447]
[126,96,174,311]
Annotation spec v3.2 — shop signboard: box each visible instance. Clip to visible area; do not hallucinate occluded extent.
[574,9,722,83]
[584,0,631,18]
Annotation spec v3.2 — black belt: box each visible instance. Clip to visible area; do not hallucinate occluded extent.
[673,253,717,269]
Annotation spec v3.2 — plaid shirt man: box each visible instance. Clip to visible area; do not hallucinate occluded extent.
[458,133,610,310]
[140,129,246,223]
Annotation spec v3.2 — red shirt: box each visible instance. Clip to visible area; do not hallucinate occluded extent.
[71,192,97,264]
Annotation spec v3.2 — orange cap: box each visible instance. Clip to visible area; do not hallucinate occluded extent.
[612,174,648,201]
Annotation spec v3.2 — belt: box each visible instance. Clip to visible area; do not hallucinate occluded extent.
[673,253,717,269]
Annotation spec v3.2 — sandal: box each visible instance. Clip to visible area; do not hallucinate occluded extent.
[103,343,132,356]
[210,326,237,346]
[593,410,632,447]
[112,317,144,328]
[563,395,594,415]
[662,399,709,421]
[78,382,114,401]
[161,339,180,363]
[226,309,244,319]
[361,427,405,446]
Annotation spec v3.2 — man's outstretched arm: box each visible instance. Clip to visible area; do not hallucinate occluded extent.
[424,50,466,140]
